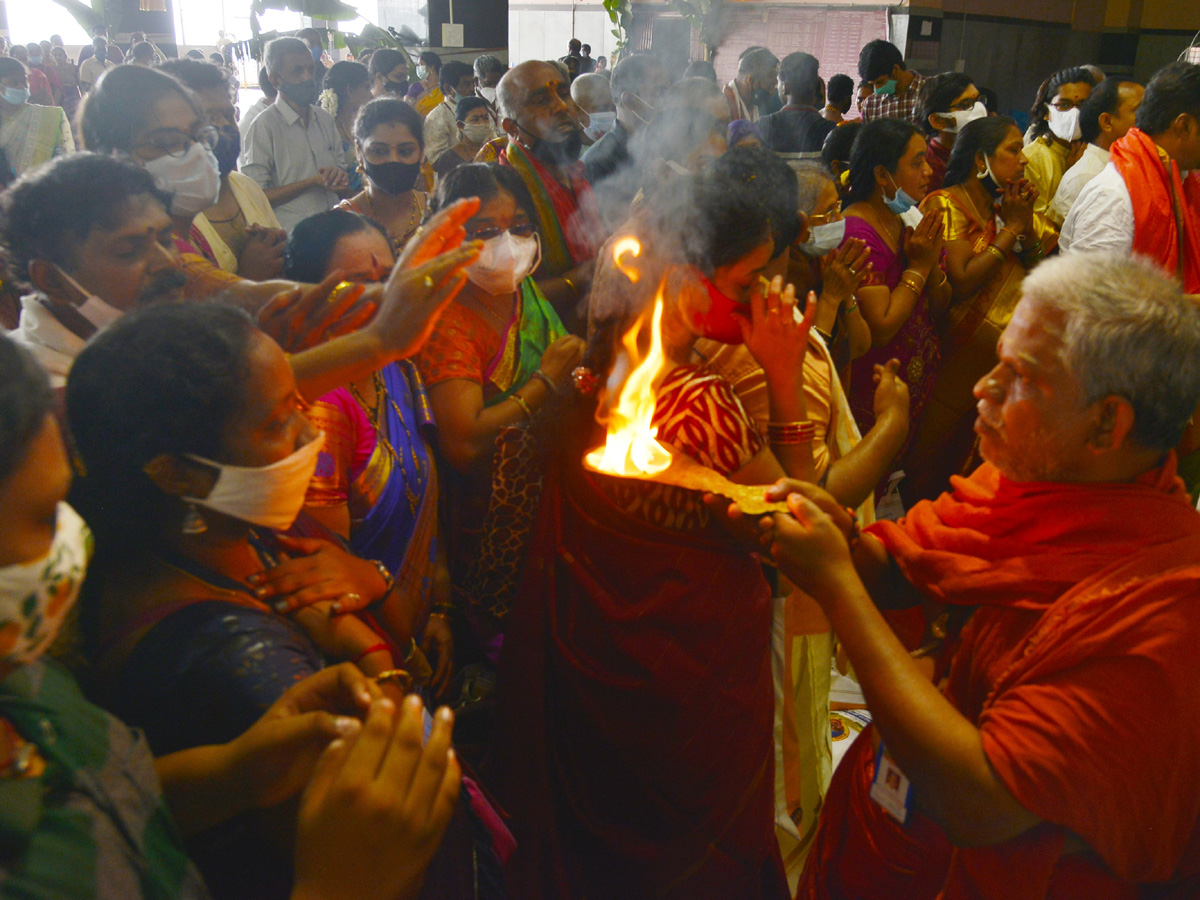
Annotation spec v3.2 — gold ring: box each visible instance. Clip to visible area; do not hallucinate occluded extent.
[423,276,434,289]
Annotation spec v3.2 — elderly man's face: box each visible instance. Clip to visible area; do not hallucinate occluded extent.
[973,298,1095,482]
[504,62,579,145]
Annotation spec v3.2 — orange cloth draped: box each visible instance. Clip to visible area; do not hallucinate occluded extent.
[1110,128,1200,293]
[799,458,1200,899]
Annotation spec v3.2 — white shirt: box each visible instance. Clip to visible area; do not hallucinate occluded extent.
[78,56,115,91]
[1059,162,1134,255]
[238,96,273,145]
[241,96,343,232]
[423,98,458,170]
[9,294,87,388]
[1049,142,1110,224]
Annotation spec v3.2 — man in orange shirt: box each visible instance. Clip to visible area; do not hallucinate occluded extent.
[750,252,1200,900]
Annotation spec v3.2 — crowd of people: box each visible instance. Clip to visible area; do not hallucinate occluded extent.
[0,22,1199,900]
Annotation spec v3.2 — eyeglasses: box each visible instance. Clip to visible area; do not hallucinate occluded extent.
[806,211,841,226]
[1050,99,1080,112]
[134,125,219,159]
[466,223,536,241]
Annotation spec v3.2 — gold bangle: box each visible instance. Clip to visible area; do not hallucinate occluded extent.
[998,226,1021,242]
[510,392,534,420]
[985,244,1006,263]
[373,669,413,691]
[900,278,923,294]
[901,268,926,284]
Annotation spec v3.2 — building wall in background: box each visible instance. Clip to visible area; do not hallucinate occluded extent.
[509,1,621,66]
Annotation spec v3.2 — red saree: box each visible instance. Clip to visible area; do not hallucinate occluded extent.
[489,412,787,899]
[799,458,1200,899]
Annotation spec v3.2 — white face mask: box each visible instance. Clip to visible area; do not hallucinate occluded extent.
[416,65,428,80]
[940,101,987,134]
[478,86,497,104]
[143,140,221,218]
[55,265,124,329]
[184,432,324,531]
[1047,105,1082,142]
[0,503,91,665]
[584,110,617,141]
[462,121,494,145]
[799,218,846,257]
[466,232,541,296]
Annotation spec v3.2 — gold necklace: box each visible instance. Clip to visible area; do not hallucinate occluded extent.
[958,183,994,229]
[362,191,420,248]
[349,371,424,515]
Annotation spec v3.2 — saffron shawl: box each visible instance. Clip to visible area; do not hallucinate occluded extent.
[1110,128,1200,293]
[802,459,1200,899]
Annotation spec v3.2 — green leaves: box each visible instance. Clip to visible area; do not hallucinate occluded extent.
[602,0,633,53]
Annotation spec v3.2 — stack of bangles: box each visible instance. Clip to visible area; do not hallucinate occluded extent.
[767,421,816,445]
[510,369,557,421]
[902,267,926,296]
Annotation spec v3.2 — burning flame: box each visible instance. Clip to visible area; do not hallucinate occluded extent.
[612,236,642,283]
[585,239,673,477]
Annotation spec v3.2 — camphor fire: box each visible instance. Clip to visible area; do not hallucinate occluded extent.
[582,238,787,515]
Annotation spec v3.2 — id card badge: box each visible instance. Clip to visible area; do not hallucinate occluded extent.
[869,743,913,824]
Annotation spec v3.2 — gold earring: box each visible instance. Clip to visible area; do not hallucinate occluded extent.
[181,502,208,535]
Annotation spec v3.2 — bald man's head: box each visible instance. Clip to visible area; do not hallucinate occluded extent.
[571,73,614,114]
[497,60,585,164]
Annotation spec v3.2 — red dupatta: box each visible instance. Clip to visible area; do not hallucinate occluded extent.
[489,425,786,900]
[1110,128,1200,293]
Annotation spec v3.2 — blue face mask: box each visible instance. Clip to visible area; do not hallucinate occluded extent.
[875,78,897,97]
[884,174,918,215]
[310,45,322,63]
[29,55,43,65]
[3,87,30,106]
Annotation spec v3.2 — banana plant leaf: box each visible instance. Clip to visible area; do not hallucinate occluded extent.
[47,0,104,35]
[250,0,361,21]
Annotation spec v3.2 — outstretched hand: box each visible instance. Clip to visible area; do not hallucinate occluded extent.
[293,695,461,900]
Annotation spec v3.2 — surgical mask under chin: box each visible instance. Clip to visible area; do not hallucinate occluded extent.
[979,156,1003,197]
[54,265,125,329]
[1047,105,1081,142]
[3,86,29,105]
[696,274,746,345]
[143,140,221,218]
[0,502,91,666]
[184,432,325,532]
[884,174,920,217]
[584,110,616,141]
[466,232,541,295]
[940,101,987,134]
[799,218,846,257]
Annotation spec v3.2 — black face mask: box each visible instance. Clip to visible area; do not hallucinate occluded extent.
[214,127,241,176]
[522,125,584,167]
[278,77,319,108]
[383,78,408,96]
[752,87,782,115]
[364,159,421,195]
